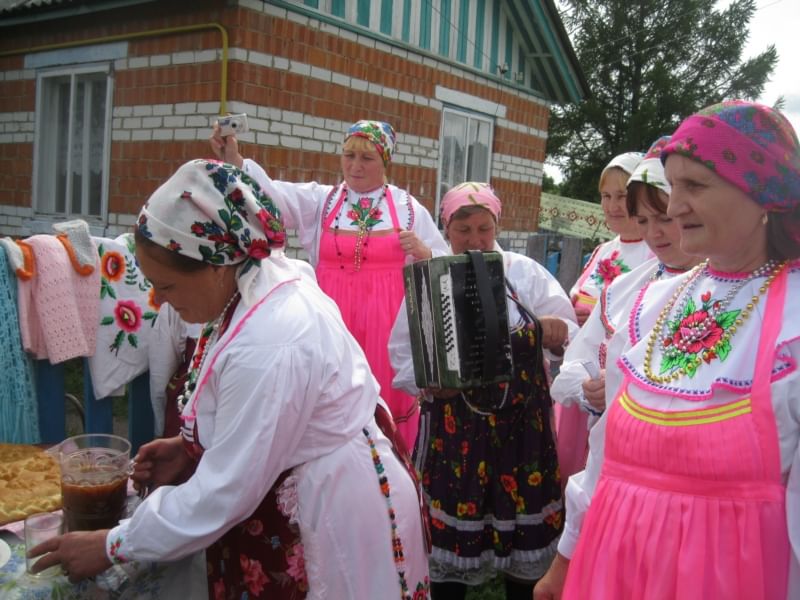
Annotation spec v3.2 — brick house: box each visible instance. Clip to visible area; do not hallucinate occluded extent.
[0,0,587,256]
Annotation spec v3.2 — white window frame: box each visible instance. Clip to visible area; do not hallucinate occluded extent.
[32,63,114,224]
[435,106,494,223]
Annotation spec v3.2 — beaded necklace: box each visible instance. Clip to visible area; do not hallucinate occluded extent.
[332,183,388,271]
[642,259,786,384]
[176,291,241,412]
[362,427,412,599]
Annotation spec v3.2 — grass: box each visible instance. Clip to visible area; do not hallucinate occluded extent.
[465,577,505,599]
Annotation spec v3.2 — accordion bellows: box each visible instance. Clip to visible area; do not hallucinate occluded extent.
[403,251,513,389]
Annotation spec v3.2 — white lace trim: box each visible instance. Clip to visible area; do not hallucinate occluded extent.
[429,536,559,585]
[427,499,563,531]
[290,464,328,600]
[275,472,299,525]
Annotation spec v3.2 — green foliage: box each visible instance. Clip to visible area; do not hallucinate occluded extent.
[465,577,505,600]
[541,172,560,194]
[549,0,777,201]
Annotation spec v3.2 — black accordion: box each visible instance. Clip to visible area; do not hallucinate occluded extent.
[402,251,513,390]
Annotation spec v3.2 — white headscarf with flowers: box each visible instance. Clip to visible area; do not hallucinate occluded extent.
[136,159,286,306]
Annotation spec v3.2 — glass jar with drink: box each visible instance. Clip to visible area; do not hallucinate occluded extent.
[57,434,131,532]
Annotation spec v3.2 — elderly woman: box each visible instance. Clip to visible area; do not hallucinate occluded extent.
[552,136,703,420]
[535,101,800,600]
[211,120,448,450]
[569,152,653,325]
[29,159,430,599]
[390,182,576,600]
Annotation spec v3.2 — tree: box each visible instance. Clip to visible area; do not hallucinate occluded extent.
[541,171,560,194]
[549,0,777,201]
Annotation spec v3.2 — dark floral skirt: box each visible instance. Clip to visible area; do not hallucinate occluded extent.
[414,327,563,585]
[205,470,307,600]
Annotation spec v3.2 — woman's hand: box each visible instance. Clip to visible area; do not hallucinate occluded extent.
[209,122,245,168]
[573,306,591,327]
[399,230,432,260]
[28,529,111,583]
[533,552,570,600]
[537,316,569,354]
[581,371,606,412]
[132,435,195,494]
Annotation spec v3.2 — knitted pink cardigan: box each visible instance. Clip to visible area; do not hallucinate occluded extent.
[17,235,100,364]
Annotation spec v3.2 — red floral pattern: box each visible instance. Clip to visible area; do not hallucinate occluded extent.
[659,290,741,377]
[591,250,631,286]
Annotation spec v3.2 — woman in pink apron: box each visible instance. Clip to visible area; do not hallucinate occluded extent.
[211,120,449,451]
[535,101,800,599]
[557,152,654,490]
[552,136,702,483]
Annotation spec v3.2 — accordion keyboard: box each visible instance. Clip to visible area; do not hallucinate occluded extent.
[439,273,461,374]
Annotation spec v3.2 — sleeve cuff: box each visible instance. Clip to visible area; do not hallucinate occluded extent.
[106,523,130,565]
[556,522,580,559]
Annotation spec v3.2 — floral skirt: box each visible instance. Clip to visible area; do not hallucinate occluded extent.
[205,470,307,600]
[414,387,563,585]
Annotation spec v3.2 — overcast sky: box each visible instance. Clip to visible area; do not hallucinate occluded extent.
[742,0,799,129]
[545,0,799,182]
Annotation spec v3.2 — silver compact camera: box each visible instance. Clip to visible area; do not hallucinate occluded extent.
[217,113,249,137]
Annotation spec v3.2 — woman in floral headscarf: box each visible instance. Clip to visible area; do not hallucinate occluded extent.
[211,120,448,452]
[390,182,577,600]
[29,159,431,599]
[536,101,800,600]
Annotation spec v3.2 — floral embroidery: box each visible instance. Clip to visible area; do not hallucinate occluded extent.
[108,536,127,564]
[100,250,124,281]
[147,287,160,310]
[240,555,269,596]
[659,289,740,377]
[528,471,543,486]
[347,197,384,229]
[244,519,264,536]
[285,543,307,587]
[98,240,158,355]
[591,250,630,286]
[113,299,143,333]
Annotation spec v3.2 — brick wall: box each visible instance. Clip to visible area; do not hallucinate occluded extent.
[0,0,549,247]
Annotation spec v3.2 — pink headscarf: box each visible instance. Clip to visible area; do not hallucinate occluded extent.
[440,182,502,226]
[661,100,800,211]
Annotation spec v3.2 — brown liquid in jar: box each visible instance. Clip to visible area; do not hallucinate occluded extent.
[61,468,128,532]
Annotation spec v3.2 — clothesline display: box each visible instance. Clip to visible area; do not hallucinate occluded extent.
[0,222,163,444]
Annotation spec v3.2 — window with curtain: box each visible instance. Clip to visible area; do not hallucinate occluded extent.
[34,65,113,220]
[436,107,493,223]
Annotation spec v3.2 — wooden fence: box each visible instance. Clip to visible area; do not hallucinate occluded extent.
[34,360,153,454]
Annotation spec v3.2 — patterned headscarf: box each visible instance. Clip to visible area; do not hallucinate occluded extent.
[440,182,502,226]
[136,159,286,305]
[628,136,672,195]
[345,120,397,166]
[661,100,800,211]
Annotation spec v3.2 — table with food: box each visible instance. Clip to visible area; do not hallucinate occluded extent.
[0,438,206,599]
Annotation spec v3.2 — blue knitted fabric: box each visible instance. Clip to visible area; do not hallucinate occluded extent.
[0,246,40,443]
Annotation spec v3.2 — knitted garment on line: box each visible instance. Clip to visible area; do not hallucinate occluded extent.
[17,235,100,364]
[0,246,39,443]
[53,219,96,273]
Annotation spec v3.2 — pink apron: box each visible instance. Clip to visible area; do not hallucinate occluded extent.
[316,187,419,450]
[563,269,791,599]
